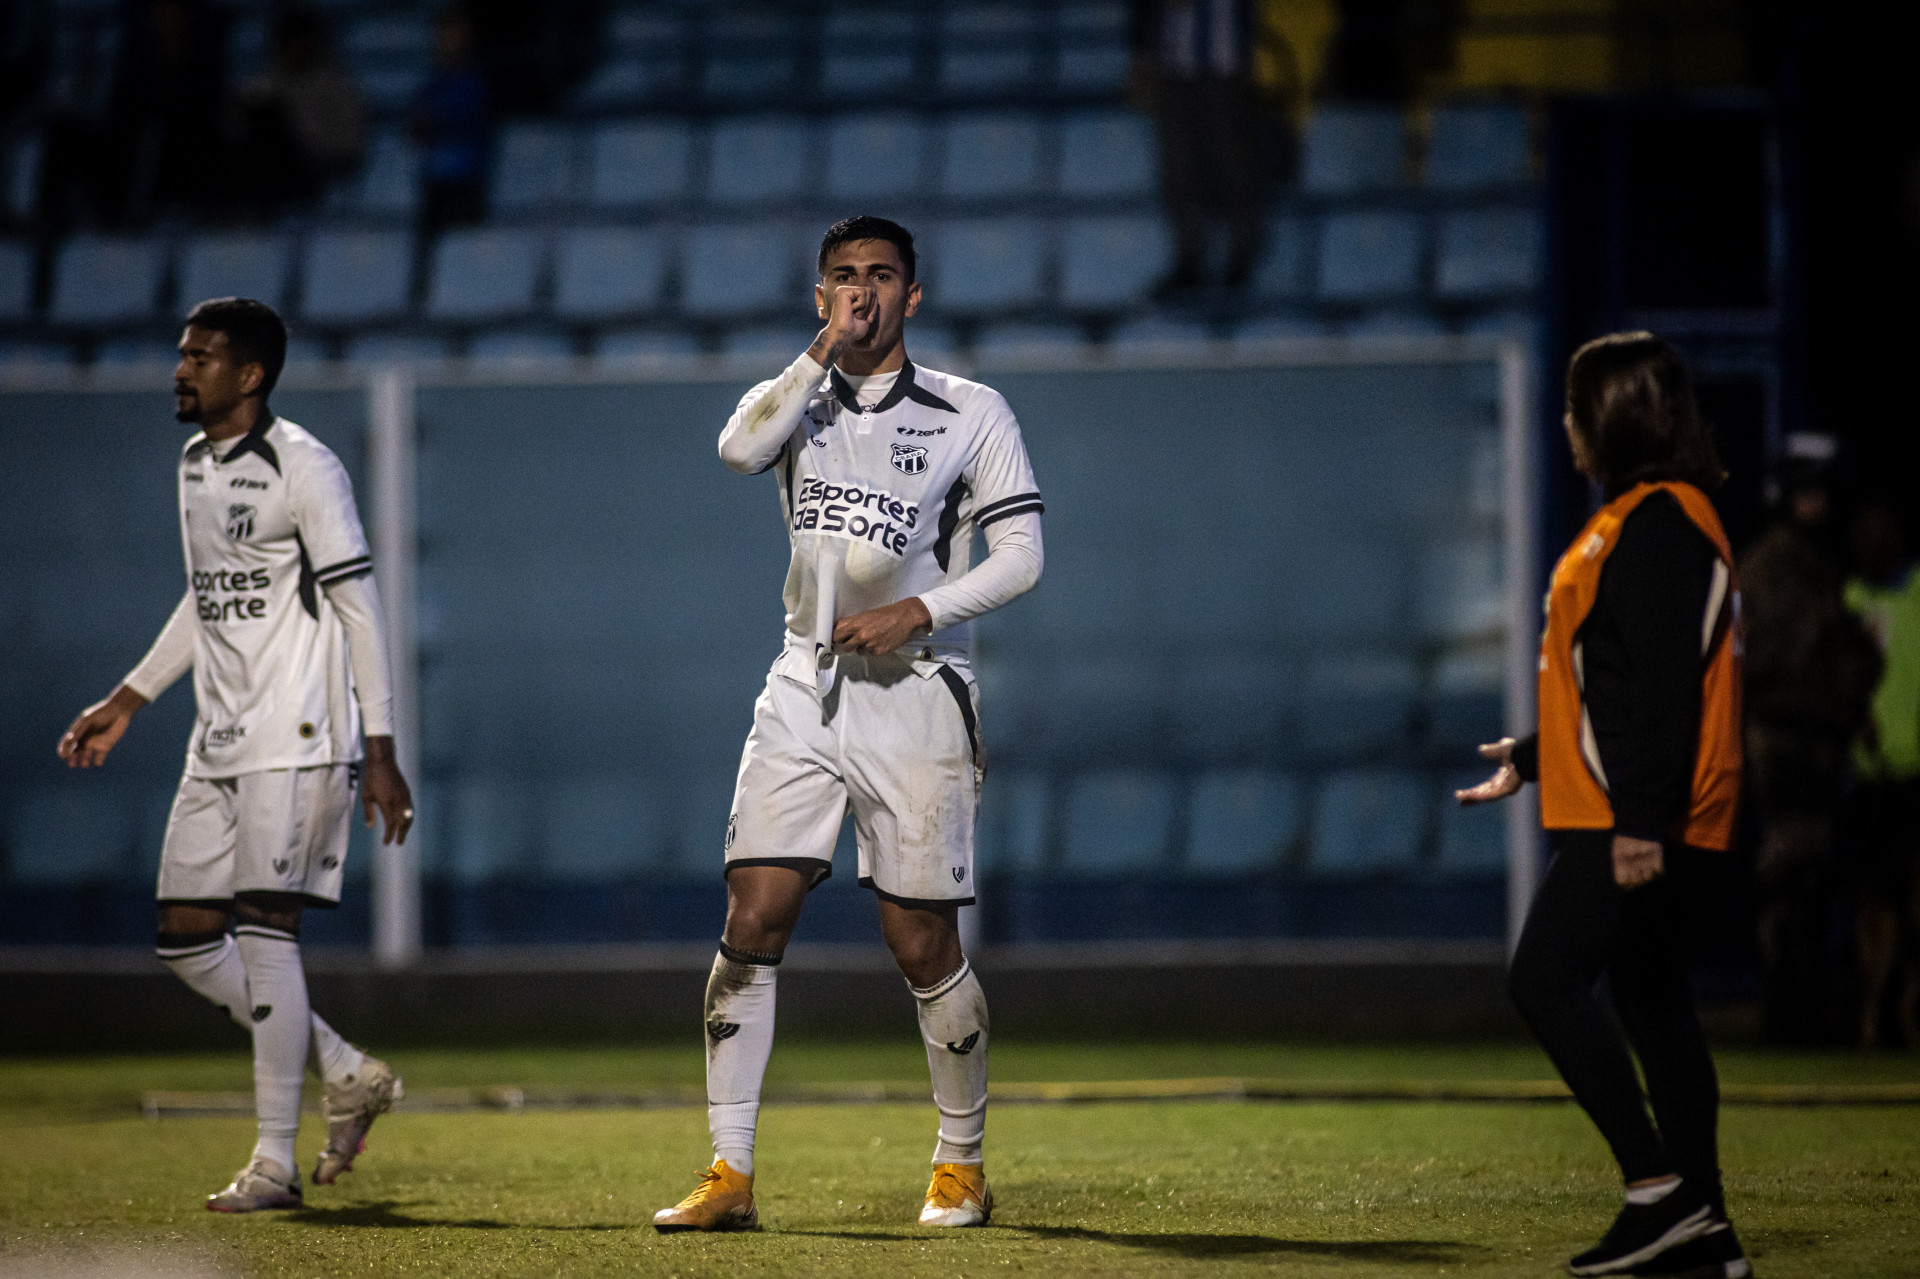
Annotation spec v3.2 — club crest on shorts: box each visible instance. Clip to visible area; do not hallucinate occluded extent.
[707,1018,740,1041]
[952,866,965,882]
[226,503,256,540]
[891,443,928,475]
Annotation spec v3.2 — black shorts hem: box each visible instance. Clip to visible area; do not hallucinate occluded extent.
[726,857,833,891]
[156,896,236,909]
[858,876,974,909]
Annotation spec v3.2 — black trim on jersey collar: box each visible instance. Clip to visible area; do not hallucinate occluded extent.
[827,361,957,417]
[216,415,280,475]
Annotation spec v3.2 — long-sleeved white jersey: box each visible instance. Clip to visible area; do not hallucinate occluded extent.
[719,352,1044,665]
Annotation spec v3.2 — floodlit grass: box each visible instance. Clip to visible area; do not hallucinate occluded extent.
[1,1042,1916,1277]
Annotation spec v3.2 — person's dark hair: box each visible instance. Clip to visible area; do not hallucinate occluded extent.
[818,216,915,281]
[1565,331,1724,494]
[185,297,287,397]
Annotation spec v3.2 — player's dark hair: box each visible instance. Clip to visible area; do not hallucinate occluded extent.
[818,216,916,282]
[1565,331,1724,495]
[185,297,288,397]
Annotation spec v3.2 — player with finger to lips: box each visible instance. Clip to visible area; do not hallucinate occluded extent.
[653,217,1043,1234]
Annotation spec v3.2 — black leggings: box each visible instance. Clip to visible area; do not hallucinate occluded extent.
[1509,832,1723,1202]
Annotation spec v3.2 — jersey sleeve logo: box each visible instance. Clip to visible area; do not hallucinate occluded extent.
[890,443,928,475]
[226,503,256,541]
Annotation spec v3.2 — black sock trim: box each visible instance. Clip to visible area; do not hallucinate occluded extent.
[156,928,229,952]
[719,941,783,967]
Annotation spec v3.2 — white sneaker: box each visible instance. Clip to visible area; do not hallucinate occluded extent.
[313,1053,402,1185]
[206,1156,303,1212]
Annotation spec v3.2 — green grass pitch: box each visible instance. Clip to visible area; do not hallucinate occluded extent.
[2,1041,1916,1277]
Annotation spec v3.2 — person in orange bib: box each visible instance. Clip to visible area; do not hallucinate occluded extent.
[1459,333,1749,1278]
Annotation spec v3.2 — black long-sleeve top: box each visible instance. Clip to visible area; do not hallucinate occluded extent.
[1511,491,1720,842]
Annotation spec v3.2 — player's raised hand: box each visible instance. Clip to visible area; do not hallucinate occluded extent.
[833,597,934,656]
[360,735,415,846]
[1455,737,1522,806]
[57,685,148,768]
[811,284,876,363]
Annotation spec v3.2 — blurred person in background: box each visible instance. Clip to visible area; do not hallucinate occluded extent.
[99,0,228,224]
[1738,434,1882,1043]
[227,6,366,219]
[465,0,607,116]
[1459,333,1750,1277]
[1130,0,1287,295]
[1321,0,1461,103]
[410,6,490,235]
[1844,498,1920,1047]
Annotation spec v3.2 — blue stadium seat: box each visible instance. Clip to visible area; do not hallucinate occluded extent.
[1346,309,1446,338]
[542,777,671,877]
[94,337,180,368]
[573,56,683,108]
[821,9,920,94]
[0,240,32,321]
[1434,207,1540,299]
[1056,39,1130,91]
[971,321,1087,357]
[356,65,428,114]
[595,328,704,363]
[1316,211,1422,301]
[343,333,452,365]
[1058,110,1157,198]
[941,6,1041,93]
[681,223,797,318]
[721,324,818,357]
[1427,102,1530,190]
[7,784,137,883]
[1428,645,1506,755]
[1059,770,1177,873]
[468,331,575,364]
[1295,653,1419,762]
[553,226,667,319]
[1302,107,1406,194]
[179,233,289,312]
[1166,658,1288,760]
[1185,770,1302,874]
[302,230,413,324]
[1250,215,1312,300]
[426,229,541,321]
[707,116,812,204]
[907,321,961,365]
[284,336,330,367]
[50,235,162,325]
[1438,771,1508,873]
[940,114,1044,199]
[1107,314,1213,350]
[1059,215,1169,309]
[976,771,1051,875]
[588,121,692,207]
[1464,307,1534,341]
[491,123,580,212]
[352,128,420,217]
[1308,769,1427,874]
[1419,541,1504,640]
[1232,313,1332,345]
[0,340,77,371]
[930,218,1046,311]
[825,113,927,202]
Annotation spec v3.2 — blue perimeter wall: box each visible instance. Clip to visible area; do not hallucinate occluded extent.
[0,356,1512,947]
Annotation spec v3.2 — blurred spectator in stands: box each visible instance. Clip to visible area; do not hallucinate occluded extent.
[227,7,366,220]
[1322,0,1461,103]
[411,7,491,235]
[1130,0,1291,295]
[98,0,229,224]
[1844,499,1920,1046]
[466,0,607,116]
[1,0,53,131]
[1739,433,1883,1043]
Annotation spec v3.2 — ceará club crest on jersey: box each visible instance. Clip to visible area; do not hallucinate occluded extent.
[890,443,928,475]
[226,503,257,540]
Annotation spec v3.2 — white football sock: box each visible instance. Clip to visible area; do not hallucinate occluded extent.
[235,924,311,1175]
[705,944,779,1177]
[156,931,252,1030]
[308,1012,365,1086]
[912,958,988,1165]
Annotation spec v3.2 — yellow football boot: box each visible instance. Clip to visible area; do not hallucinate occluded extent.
[652,1160,759,1232]
[919,1162,992,1227]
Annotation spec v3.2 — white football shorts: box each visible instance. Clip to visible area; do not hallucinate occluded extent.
[724,648,982,907]
[156,765,356,907]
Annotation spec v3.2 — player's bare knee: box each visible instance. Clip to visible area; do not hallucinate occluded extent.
[232,890,304,935]
[158,902,230,936]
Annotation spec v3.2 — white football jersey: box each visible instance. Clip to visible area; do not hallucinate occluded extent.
[744,360,1043,656]
[175,416,372,777]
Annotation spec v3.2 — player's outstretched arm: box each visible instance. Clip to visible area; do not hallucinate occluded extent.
[1455,737,1523,805]
[57,684,150,768]
[58,591,197,767]
[717,284,876,475]
[360,735,414,846]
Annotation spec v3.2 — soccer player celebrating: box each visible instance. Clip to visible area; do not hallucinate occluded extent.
[58,299,411,1212]
[653,217,1044,1233]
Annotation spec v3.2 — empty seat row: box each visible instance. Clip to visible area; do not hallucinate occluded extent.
[975,767,1508,877]
[10,204,1535,330]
